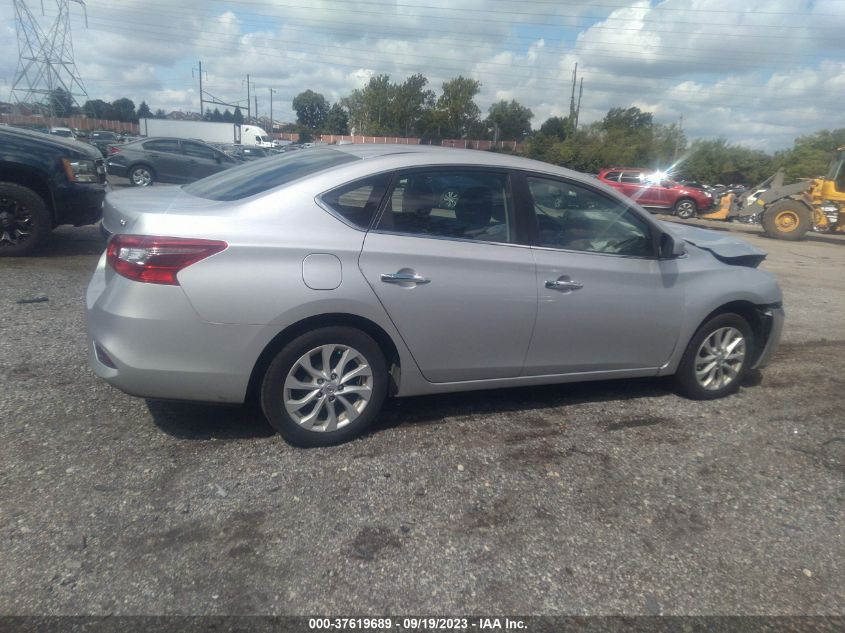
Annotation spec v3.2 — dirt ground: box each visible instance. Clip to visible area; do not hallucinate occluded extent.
[1,211,843,616]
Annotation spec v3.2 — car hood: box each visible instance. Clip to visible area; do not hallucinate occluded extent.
[661,221,767,267]
[102,186,232,235]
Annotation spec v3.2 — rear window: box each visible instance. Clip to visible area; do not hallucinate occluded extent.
[183,149,359,201]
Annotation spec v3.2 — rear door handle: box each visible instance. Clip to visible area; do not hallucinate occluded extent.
[545,279,583,291]
[380,272,430,285]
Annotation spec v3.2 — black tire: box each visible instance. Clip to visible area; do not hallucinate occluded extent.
[674,198,697,220]
[0,182,52,257]
[761,199,812,240]
[128,164,155,187]
[674,313,755,400]
[260,326,388,447]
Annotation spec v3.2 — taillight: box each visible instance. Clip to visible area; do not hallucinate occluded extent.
[108,145,121,154]
[106,235,227,285]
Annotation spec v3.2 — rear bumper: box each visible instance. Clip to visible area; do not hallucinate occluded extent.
[752,305,785,369]
[86,254,268,404]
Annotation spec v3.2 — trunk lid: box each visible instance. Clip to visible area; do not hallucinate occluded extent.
[101,186,231,235]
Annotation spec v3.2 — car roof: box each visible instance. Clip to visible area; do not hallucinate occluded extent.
[328,143,586,174]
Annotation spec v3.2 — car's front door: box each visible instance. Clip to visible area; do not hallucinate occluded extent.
[522,174,685,375]
[183,141,228,180]
[358,169,537,383]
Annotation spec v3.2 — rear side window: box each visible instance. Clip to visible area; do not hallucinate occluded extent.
[603,171,622,181]
[376,170,513,244]
[620,172,643,184]
[320,174,391,229]
[183,149,359,201]
[143,139,180,153]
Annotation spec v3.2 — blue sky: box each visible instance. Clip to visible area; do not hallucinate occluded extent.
[3,0,844,150]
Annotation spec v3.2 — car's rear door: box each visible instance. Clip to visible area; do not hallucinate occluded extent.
[358,168,537,383]
[140,139,185,182]
[520,173,685,375]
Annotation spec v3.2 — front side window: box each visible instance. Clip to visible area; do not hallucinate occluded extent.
[376,171,512,244]
[527,176,654,257]
[183,142,217,160]
[320,174,391,229]
[603,171,622,181]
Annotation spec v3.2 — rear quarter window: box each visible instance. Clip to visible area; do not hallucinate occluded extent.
[319,174,391,229]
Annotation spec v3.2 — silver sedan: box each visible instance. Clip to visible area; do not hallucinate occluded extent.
[86,145,784,446]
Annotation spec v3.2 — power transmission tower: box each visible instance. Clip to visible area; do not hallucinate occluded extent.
[10,0,90,117]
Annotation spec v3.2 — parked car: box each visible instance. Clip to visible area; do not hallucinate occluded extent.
[598,168,713,219]
[218,144,270,161]
[105,137,238,186]
[87,130,123,157]
[0,125,107,256]
[49,126,76,140]
[87,145,783,447]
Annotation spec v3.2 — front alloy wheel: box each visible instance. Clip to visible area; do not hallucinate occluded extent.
[0,183,51,256]
[675,313,754,400]
[694,327,746,391]
[440,189,460,209]
[261,326,388,447]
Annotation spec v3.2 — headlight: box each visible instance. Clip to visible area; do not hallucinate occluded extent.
[62,158,99,183]
[704,191,712,197]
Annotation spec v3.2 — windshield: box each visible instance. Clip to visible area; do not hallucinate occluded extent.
[260,136,272,142]
[182,148,359,201]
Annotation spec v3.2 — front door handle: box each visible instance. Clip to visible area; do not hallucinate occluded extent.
[380,272,430,285]
[545,279,583,291]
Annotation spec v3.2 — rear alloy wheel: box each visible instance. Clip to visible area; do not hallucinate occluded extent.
[0,182,51,257]
[260,327,388,447]
[129,165,154,187]
[674,313,754,400]
[761,199,812,240]
[674,198,697,220]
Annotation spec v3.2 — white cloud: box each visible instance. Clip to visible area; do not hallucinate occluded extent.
[2,0,843,149]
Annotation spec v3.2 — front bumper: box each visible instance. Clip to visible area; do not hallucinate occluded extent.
[54,181,108,226]
[752,305,785,369]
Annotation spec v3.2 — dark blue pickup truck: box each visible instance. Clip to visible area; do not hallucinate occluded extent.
[0,125,108,256]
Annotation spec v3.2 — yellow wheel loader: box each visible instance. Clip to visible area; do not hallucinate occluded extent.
[701,147,845,241]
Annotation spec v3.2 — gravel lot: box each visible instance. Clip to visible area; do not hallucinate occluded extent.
[1,195,843,616]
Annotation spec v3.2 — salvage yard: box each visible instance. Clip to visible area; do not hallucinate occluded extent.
[1,212,843,615]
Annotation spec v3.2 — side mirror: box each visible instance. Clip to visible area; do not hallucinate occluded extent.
[659,232,686,259]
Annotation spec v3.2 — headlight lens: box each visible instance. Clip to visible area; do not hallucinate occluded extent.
[62,158,99,183]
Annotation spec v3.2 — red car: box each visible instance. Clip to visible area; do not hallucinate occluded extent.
[598,168,713,219]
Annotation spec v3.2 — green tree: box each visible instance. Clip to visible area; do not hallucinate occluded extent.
[223,109,233,123]
[486,99,533,141]
[233,107,244,125]
[137,101,152,119]
[110,98,137,123]
[538,116,570,141]
[774,128,845,181]
[390,73,435,137]
[212,108,223,122]
[49,88,75,117]
[436,76,481,138]
[324,103,349,135]
[292,90,329,130]
[153,108,166,119]
[83,99,113,120]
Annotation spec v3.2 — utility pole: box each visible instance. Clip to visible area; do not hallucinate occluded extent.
[673,115,684,163]
[244,73,251,122]
[568,62,578,130]
[269,87,276,136]
[574,77,583,132]
[254,95,258,126]
[192,60,206,117]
